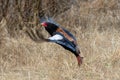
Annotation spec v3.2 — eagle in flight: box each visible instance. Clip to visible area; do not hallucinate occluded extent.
[41,22,83,66]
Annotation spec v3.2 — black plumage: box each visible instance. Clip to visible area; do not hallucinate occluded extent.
[41,22,83,66]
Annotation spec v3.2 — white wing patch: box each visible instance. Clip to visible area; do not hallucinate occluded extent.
[48,34,63,40]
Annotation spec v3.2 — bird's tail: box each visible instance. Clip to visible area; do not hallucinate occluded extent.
[76,55,83,66]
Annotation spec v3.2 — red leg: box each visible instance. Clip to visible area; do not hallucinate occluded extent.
[76,56,83,66]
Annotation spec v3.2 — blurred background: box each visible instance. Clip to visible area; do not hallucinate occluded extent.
[0,0,120,80]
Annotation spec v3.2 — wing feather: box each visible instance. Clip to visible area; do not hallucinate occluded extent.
[48,34,63,41]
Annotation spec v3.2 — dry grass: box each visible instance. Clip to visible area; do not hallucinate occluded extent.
[0,0,120,80]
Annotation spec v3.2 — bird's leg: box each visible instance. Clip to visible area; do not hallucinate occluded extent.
[76,55,83,66]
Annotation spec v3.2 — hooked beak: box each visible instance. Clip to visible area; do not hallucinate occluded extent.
[41,22,47,27]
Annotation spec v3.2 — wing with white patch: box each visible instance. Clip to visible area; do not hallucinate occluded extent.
[48,34,76,52]
[48,34,63,41]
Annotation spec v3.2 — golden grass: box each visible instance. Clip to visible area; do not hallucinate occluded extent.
[0,0,120,80]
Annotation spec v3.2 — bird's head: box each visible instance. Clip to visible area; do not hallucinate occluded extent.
[41,22,48,27]
[41,22,59,35]
[41,22,59,30]
[41,22,58,27]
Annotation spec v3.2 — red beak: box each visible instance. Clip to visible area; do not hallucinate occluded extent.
[41,22,47,27]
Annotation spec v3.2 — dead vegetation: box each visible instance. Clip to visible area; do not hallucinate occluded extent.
[0,0,120,80]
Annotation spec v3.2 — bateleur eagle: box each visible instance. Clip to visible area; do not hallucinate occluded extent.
[41,22,83,66]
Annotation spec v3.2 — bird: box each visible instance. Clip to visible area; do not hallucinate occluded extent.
[41,21,83,66]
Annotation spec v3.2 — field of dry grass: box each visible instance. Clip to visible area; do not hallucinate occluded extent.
[0,0,120,80]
